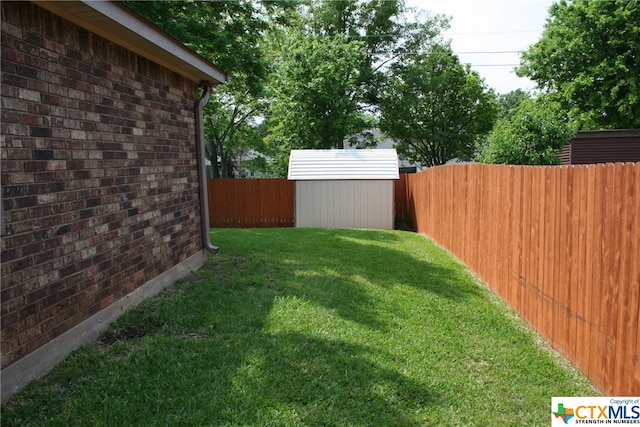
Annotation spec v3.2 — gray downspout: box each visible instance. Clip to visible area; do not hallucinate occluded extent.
[195,82,219,254]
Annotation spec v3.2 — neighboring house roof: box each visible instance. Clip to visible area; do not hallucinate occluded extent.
[35,1,227,85]
[288,149,400,180]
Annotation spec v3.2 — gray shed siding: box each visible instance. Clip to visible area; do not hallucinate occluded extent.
[295,180,394,229]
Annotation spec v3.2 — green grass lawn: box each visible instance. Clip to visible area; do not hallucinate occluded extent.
[2,228,597,426]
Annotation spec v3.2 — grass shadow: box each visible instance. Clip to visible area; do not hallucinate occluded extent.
[230,228,483,332]
[225,332,443,426]
[1,228,598,426]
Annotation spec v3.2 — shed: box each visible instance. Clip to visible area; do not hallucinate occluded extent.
[288,149,399,229]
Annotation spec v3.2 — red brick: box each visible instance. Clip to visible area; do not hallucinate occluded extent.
[46,160,66,170]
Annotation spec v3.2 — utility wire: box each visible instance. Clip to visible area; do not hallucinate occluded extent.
[445,30,540,35]
[350,30,540,38]
[455,50,521,54]
[470,64,520,67]
[370,50,521,55]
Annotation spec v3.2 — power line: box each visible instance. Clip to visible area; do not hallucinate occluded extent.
[445,30,540,36]
[350,30,539,38]
[469,64,520,67]
[371,50,521,55]
[368,50,523,67]
[455,50,521,55]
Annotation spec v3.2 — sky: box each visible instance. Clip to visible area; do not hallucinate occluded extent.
[407,0,555,94]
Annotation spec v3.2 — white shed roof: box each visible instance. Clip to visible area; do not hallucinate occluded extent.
[288,149,399,180]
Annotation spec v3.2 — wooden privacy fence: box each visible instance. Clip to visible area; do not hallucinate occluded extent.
[208,177,410,228]
[207,178,294,227]
[400,163,639,395]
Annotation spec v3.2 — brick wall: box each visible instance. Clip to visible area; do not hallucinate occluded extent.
[1,2,204,369]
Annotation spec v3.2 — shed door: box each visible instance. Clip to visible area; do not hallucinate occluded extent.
[295,180,394,229]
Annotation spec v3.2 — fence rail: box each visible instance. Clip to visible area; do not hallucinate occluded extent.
[207,163,639,395]
[400,163,639,395]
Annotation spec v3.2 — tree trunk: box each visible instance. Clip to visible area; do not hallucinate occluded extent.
[209,141,221,178]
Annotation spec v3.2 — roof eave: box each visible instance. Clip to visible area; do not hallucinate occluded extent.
[34,0,228,85]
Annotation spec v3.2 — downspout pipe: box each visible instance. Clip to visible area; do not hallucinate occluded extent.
[195,81,219,254]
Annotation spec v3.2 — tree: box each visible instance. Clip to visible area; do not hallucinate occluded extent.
[126,1,277,85]
[306,0,447,107]
[128,1,451,176]
[497,89,531,119]
[517,0,640,129]
[379,44,498,168]
[204,81,265,178]
[262,0,447,174]
[476,97,576,165]
[264,33,370,174]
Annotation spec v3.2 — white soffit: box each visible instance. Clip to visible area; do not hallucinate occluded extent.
[288,149,400,180]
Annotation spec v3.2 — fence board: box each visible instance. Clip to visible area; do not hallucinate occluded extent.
[632,164,640,393]
[630,165,640,393]
[614,163,635,393]
[587,164,605,388]
[581,166,596,375]
[522,167,534,326]
[557,166,571,357]
[510,167,523,316]
[574,167,588,373]
[601,166,617,390]
[567,167,580,369]
[543,169,555,344]
[549,167,561,349]
[395,174,409,224]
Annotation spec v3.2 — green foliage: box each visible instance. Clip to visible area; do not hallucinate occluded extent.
[477,97,576,165]
[204,81,266,178]
[263,1,447,174]
[379,44,499,167]
[265,33,368,153]
[126,0,275,86]
[518,0,640,129]
[497,89,531,119]
[307,0,446,106]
